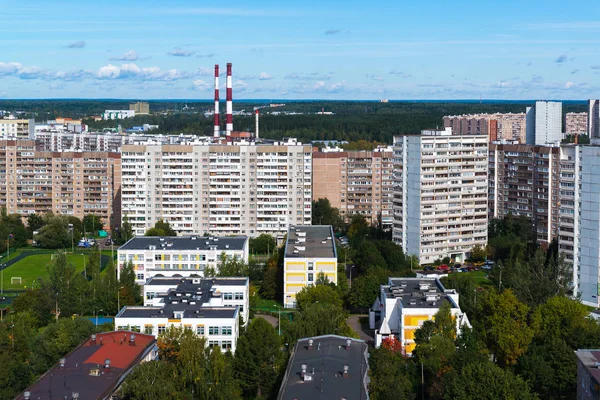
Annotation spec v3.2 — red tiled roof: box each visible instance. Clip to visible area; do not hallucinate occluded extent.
[84,331,156,369]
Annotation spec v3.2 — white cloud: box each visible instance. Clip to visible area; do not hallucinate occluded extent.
[66,40,86,49]
[97,63,188,81]
[0,62,23,75]
[496,80,512,88]
[234,80,248,91]
[564,81,574,89]
[366,73,383,81]
[285,72,333,80]
[192,80,211,91]
[314,81,326,90]
[389,70,411,78]
[258,72,272,80]
[110,50,139,61]
[328,80,347,93]
[168,48,194,57]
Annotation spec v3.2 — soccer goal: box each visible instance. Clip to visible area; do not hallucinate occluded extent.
[11,277,22,285]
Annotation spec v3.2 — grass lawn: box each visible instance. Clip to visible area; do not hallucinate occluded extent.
[1,253,89,291]
[253,297,283,311]
[463,270,491,287]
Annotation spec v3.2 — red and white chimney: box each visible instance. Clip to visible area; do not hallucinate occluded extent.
[255,109,259,139]
[213,64,220,138]
[226,62,233,135]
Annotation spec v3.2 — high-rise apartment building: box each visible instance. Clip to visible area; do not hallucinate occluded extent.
[443,113,527,142]
[526,101,563,145]
[129,101,150,115]
[121,139,312,237]
[565,112,588,136]
[589,99,600,138]
[103,110,135,120]
[0,139,121,229]
[0,119,35,138]
[392,129,488,264]
[488,143,560,247]
[558,145,580,290]
[312,148,394,227]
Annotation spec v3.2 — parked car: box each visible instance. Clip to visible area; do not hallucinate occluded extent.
[473,261,484,267]
[105,239,112,246]
[424,265,435,271]
[437,264,449,271]
[482,265,493,271]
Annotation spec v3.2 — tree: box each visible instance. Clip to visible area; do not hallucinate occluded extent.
[119,261,141,308]
[249,233,277,255]
[469,244,486,262]
[83,214,103,234]
[348,267,389,308]
[0,210,28,252]
[47,251,78,317]
[368,345,416,400]
[283,302,355,344]
[443,361,538,400]
[347,214,369,246]
[477,289,534,366]
[440,273,477,316]
[26,213,45,238]
[34,213,79,249]
[312,198,344,230]
[213,253,249,277]
[260,255,279,300]
[374,240,410,272]
[120,361,184,400]
[233,318,285,399]
[11,287,55,327]
[295,283,343,312]
[145,219,176,236]
[354,241,387,273]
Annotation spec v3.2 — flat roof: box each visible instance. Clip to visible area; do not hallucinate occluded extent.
[285,225,337,259]
[117,306,237,320]
[17,331,156,400]
[277,335,369,400]
[575,350,600,384]
[146,277,248,287]
[383,277,458,309]
[119,236,248,251]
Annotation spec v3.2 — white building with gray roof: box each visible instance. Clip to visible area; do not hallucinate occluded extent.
[117,235,249,285]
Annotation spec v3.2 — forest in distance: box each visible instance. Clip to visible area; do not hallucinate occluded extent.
[0,99,589,144]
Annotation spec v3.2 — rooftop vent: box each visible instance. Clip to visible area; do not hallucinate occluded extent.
[23,391,31,400]
[104,358,111,371]
[129,334,136,345]
[89,368,100,377]
[346,339,351,350]
[321,241,327,244]
[159,238,165,242]
[91,334,97,344]
[327,236,332,240]
[225,244,229,249]
[308,338,314,349]
[297,231,306,237]
[191,236,197,240]
[343,364,349,378]
[60,358,66,368]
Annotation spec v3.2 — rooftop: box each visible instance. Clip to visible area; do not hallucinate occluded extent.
[146,276,248,287]
[119,235,248,252]
[575,350,600,384]
[117,306,237,320]
[383,277,459,309]
[285,225,337,259]
[17,331,157,400]
[277,335,369,400]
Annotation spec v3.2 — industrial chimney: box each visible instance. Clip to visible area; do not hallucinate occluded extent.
[213,64,220,138]
[226,62,233,136]
[255,109,259,139]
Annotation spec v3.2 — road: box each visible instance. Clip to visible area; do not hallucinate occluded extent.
[347,314,374,345]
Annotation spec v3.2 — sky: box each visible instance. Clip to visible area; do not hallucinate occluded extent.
[0,0,599,100]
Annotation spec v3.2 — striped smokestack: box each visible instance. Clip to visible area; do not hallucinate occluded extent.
[255,109,259,139]
[226,62,233,135]
[213,64,220,138]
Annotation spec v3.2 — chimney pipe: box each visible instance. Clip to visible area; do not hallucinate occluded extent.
[213,64,220,138]
[226,62,233,136]
[255,109,259,139]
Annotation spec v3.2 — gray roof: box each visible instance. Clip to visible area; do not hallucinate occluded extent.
[119,236,248,251]
[277,335,369,400]
[284,225,337,259]
[146,277,248,287]
[383,277,458,309]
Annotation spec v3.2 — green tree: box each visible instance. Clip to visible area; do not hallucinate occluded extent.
[120,361,184,400]
[145,219,177,236]
[0,210,28,252]
[26,213,45,238]
[469,244,486,262]
[295,283,343,312]
[368,345,416,400]
[354,241,387,273]
[477,289,534,366]
[119,261,141,308]
[260,255,279,300]
[47,251,78,317]
[443,361,538,400]
[83,214,103,233]
[347,214,369,246]
[440,273,477,316]
[34,213,79,249]
[312,198,344,230]
[283,302,355,344]
[348,267,389,308]
[233,318,285,399]
[214,253,249,277]
[12,287,55,327]
[373,240,410,272]
[249,233,277,255]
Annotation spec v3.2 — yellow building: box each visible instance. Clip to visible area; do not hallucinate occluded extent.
[283,225,337,308]
[370,277,470,354]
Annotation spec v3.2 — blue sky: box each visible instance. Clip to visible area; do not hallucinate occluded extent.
[0,0,599,100]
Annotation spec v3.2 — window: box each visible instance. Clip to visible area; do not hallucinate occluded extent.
[208,340,219,347]
[221,326,232,335]
[308,273,314,282]
[158,326,166,334]
[154,254,161,261]
[221,341,232,351]
[234,292,243,300]
[308,262,314,271]
[144,326,153,335]
[136,273,144,280]
[223,292,233,300]
[197,325,205,335]
[209,326,219,335]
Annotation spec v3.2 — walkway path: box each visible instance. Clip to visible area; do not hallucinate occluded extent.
[255,314,278,328]
[347,314,374,345]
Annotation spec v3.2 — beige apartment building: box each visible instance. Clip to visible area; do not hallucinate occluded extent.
[392,129,488,264]
[488,143,560,247]
[565,112,588,136]
[130,101,150,115]
[0,139,121,229]
[121,139,312,237]
[443,113,527,142]
[312,148,394,227]
[0,119,35,138]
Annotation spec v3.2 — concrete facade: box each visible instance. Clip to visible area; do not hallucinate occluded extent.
[0,119,35,138]
[526,101,563,145]
[565,112,588,136]
[392,129,488,264]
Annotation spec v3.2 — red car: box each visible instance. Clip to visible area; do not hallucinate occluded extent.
[437,264,449,271]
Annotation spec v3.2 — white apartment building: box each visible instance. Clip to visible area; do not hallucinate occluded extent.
[115,276,249,353]
[589,100,600,138]
[0,118,35,138]
[558,145,580,294]
[103,110,135,120]
[526,101,563,145]
[121,139,312,237]
[283,225,338,308]
[369,277,470,354]
[392,129,488,264]
[117,235,249,285]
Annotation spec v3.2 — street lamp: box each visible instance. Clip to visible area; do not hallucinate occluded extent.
[117,285,125,314]
[273,304,282,336]
[68,224,74,253]
[96,309,104,326]
[0,263,5,296]
[80,253,86,278]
